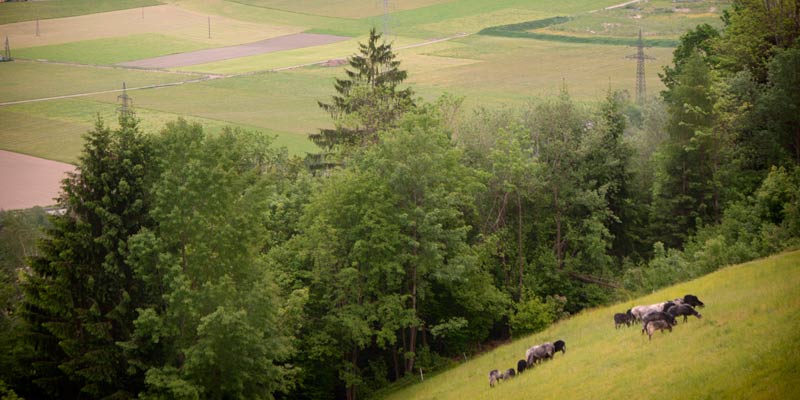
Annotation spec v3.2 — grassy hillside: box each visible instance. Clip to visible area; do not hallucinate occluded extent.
[378,250,800,400]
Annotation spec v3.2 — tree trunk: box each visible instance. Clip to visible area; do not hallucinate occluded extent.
[392,346,401,381]
[554,184,563,269]
[517,192,524,298]
[406,265,418,373]
[346,348,359,400]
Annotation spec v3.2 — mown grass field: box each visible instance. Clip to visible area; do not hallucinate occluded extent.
[0,0,728,165]
[377,250,800,400]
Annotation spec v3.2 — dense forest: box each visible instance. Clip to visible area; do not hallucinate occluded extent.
[1,1,799,399]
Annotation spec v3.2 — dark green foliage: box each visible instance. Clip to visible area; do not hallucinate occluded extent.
[0,208,49,398]
[122,120,294,399]
[660,23,720,90]
[21,115,154,398]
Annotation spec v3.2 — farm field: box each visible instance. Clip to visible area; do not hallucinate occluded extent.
[0,0,161,25]
[377,250,800,400]
[0,0,728,167]
[0,150,75,210]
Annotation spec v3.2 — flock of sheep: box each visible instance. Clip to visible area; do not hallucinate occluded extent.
[488,294,706,387]
[615,294,705,340]
[488,339,566,387]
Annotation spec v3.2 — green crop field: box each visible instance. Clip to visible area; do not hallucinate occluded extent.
[0,97,315,163]
[0,61,194,103]
[377,250,800,400]
[0,0,161,25]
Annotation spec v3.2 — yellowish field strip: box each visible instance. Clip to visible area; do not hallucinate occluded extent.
[0,4,301,49]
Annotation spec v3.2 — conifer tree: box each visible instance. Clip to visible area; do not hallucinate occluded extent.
[22,114,154,398]
[310,27,414,168]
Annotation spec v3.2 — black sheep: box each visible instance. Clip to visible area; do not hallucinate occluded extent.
[614,312,631,328]
[668,303,703,323]
[553,339,566,355]
[640,311,677,334]
[683,294,705,308]
[517,359,527,374]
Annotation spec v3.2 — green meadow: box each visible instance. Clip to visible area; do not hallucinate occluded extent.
[0,0,729,164]
[0,0,161,25]
[377,250,800,400]
[0,61,192,103]
[12,33,214,65]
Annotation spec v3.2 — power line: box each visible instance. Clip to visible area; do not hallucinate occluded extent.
[625,28,655,106]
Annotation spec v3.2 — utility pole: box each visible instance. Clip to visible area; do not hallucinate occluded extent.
[625,29,655,106]
[3,36,10,61]
[380,0,393,37]
[35,17,40,37]
[117,82,134,119]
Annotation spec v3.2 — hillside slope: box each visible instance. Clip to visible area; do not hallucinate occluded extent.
[379,251,800,399]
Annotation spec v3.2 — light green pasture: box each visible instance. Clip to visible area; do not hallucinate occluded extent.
[13,34,213,65]
[89,71,333,135]
[379,250,800,400]
[0,98,314,163]
[0,0,161,25]
[169,0,371,37]
[547,0,726,39]
[406,35,674,104]
[178,35,455,75]
[0,61,192,103]
[172,0,627,39]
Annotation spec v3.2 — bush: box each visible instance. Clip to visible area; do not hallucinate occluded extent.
[509,291,566,336]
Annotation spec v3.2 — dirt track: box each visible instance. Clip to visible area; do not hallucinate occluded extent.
[118,33,350,69]
[0,150,75,210]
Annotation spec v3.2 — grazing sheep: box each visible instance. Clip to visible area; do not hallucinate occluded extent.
[517,359,527,374]
[502,368,516,380]
[614,312,631,328]
[489,369,501,387]
[683,294,705,308]
[527,343,555,366]
[644,319,673,341]
[640,311,677,334]
[662,301,678,314]
[553,339,566,355]
[668,303,703,323]
[631,301,675,321]
[525,346,537,366]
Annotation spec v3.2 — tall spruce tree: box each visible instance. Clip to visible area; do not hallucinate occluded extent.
[22,114,154,398]
[309,27,414,168]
